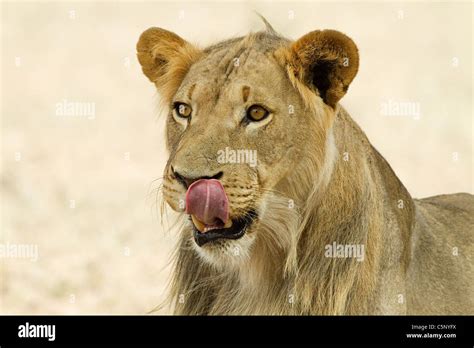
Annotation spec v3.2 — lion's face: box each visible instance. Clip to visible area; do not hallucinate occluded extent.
[163,45,312,265]
[137,27,358,268]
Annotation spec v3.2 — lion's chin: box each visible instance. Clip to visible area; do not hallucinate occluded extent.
[190,210,258,247]
[190,226,257,269]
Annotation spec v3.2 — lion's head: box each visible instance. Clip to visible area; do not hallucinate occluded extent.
[137,22,358,270]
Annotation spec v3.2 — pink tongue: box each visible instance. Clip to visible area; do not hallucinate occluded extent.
[185,179,229,225]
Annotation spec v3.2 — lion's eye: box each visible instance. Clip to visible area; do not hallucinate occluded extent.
[174,103,192,118]
[247,105,269,122]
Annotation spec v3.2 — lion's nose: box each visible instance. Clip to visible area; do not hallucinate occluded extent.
[171,166,223,189]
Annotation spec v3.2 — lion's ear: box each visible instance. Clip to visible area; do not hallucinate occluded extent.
[285,30,359,108]
[136,28,202,101]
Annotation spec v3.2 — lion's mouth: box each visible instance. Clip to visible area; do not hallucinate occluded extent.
[190,210,257,247]
[184,178,257,246]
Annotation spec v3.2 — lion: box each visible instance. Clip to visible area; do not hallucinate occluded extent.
[136,19,474,315]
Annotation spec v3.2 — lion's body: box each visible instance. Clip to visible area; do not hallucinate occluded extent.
[169,107,474,315]
[137,23,474,315]
[408,194,474,314]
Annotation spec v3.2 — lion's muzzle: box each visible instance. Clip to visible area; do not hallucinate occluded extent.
[184,178,256,246]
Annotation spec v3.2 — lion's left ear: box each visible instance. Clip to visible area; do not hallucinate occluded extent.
[281,30,359,108]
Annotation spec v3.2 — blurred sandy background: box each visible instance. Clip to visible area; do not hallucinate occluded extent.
[0,1,472,314]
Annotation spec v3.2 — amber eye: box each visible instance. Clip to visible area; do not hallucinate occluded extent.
[174,103,192,118]
[247,105,269,122]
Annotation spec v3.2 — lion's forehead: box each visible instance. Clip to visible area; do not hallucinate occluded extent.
[177,36,288,101]
[187,50,274,86]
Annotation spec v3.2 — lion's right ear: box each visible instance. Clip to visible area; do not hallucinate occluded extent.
[136,28,202,101]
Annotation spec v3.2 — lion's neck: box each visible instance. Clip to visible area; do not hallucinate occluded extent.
[294,107,415,314]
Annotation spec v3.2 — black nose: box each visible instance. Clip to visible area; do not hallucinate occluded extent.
[171,166,223,189]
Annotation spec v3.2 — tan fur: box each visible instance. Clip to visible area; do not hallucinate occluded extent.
[137,22,474,315]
